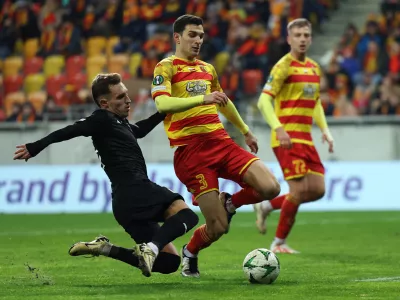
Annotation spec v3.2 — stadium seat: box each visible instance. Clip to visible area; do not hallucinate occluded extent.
[46,74,67,98]
[214,52,231,75]
[242,70,263,95]
[66,55,86,78]
[23,38,40,58]
[14,39,24,55]
[108,54,129,75]
[27,91,47,114]
[4,75,24,95]
[106,36,120,57]
[4,92,26,116]
[24,73,46,94]
[129,53,143,76]
[87,55,107,85]
[3,56,23,78]
[43,55,65,78]
[24,57,44,75]
[68,72,88,90]
[87,36,107,57]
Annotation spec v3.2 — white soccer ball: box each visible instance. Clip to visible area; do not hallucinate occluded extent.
[242,248,280,284]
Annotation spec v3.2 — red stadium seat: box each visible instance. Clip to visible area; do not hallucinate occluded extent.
[24,57,44,75]
[68,72,88,90]
[4,75,24,95]
[242,70,263,95]
[46,74,67,98]
[66,55,86,78]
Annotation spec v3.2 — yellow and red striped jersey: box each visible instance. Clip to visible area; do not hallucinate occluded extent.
[262,53,321,147]
[151,55,229,147]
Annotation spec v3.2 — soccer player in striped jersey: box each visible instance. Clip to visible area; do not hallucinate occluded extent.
[151,14,281,278]
[255,18,334,254]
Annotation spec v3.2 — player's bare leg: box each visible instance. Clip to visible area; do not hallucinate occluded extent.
[182,191,228,278]
[271,174,325,254]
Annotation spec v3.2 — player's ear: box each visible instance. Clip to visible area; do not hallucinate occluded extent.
[173,32,181,44]
[99,98,109,108]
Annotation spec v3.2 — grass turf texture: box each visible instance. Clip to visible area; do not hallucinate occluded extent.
[1,211,399,300]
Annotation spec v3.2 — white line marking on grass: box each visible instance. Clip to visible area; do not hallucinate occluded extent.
[0,227,122,237]
[354,276,400,282]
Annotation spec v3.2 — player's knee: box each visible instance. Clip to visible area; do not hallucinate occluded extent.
[175,208,199,233]
[258,177,281,200]
[310,185,325,202]
[152,252,180,274]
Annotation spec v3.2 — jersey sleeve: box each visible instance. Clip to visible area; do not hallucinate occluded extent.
[151,61,172,100]
[262,62,289,98]
[26,110,106,157]
[209,64,223,93]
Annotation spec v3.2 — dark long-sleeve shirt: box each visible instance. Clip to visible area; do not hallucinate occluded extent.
[26,109,165,186]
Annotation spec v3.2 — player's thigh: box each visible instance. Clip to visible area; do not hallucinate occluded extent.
[241,160,280,199]
[123,220,160,244]
[197,190,228,239]
[164,199,190,219]
[303,173,325,201]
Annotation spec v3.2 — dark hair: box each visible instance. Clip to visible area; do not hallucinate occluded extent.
[91,73,121,107]
[173,14,203,34]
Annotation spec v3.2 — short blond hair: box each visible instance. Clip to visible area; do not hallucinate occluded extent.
[287,18,312,32]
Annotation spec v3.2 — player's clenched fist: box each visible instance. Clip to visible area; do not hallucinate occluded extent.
[203,91,228,107]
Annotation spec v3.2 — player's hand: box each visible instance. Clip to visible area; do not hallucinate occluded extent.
[244,131,258,154]
[276,127,292,149]
[13,144,32,162]
[322,130,334,153]
[203,92,228,107]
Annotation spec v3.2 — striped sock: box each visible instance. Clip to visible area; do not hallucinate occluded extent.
[186,225,212,256]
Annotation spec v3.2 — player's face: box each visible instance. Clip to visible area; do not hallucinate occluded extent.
[175,24,204,59]
[288,26,312,54]
[106,83,131,118]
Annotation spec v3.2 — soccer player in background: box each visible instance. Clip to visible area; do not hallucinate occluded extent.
[151,14,281,278]
[13,73,199,277]
[255,19,334,254]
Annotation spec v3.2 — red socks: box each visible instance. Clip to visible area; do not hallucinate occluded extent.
[186,225,212,255]
[275,196,299,239]
[269,194,287,210]
[231,186,263,208]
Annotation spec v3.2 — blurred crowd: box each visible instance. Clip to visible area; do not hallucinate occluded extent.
[2,0,396,123]
[322,0,400,116]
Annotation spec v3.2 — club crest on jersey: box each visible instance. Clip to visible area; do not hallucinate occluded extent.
[303,84,317,97]
[186,80,207,96]
[152,75,164,85]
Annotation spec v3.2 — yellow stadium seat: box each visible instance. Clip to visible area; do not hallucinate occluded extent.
[5,92,26,116]
[108,54,129,73]
[106,36,120,57]
[86,55,107,85]
[214,52,230,75]
[3,56,23,77]
[44,55,65,78]
[28,91,47,114]
[14,39,24,55]
[129,53,143,76]
[24,38,40,58]
[87,36,107,57]
[24,73,46,93]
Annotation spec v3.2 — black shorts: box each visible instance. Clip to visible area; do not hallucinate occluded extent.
[111,180,183,243]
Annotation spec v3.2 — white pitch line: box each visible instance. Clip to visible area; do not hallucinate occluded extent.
[0,227,122,237]
[354,276,400,282]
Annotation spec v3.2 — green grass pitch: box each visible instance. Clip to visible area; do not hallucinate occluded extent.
[1,211,400,300]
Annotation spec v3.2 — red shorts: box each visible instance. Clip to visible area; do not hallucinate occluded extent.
[174,138,259,205]
[273,143,324,180]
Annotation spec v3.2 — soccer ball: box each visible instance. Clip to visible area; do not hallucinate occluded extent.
[242,248,280,284]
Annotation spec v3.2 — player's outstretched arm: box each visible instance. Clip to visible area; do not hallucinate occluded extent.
[217,99,249,135]
[155,94,204,113]
[130,111,166,139]
[314,99,334,153]
[13,111,105,161]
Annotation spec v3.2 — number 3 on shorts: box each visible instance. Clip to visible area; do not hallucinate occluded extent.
[292,159,306,174]
[196,174,208,190]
